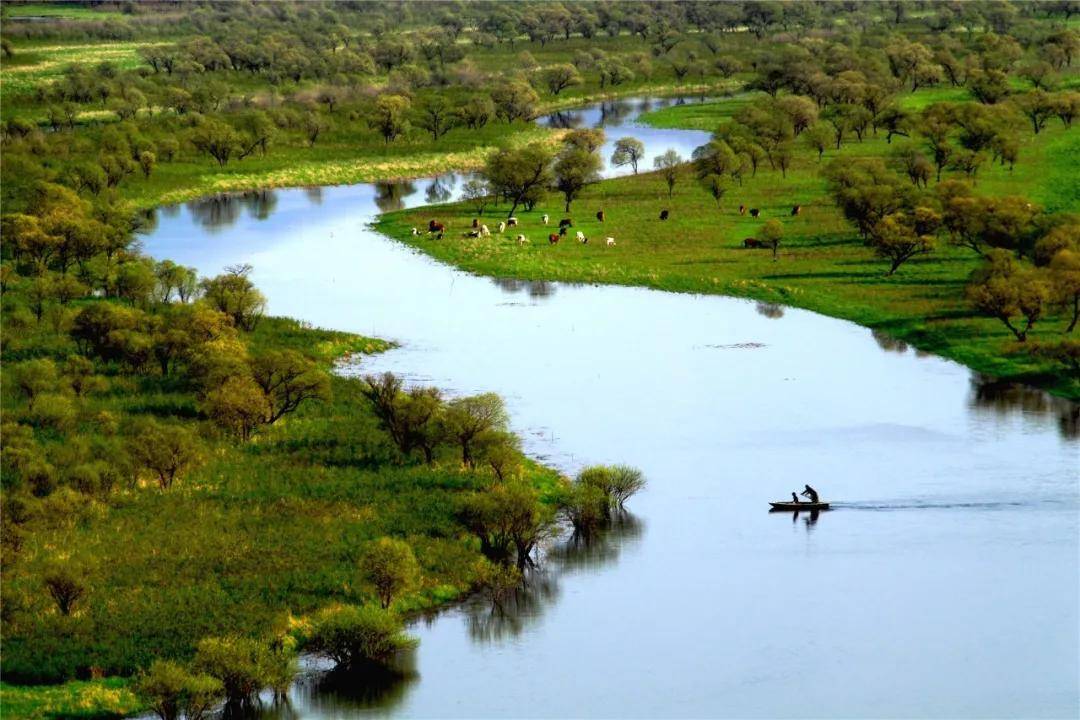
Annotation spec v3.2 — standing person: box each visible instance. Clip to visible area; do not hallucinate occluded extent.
[801,484,819,503]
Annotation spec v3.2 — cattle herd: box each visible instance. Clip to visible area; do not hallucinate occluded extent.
[410,204,803,251]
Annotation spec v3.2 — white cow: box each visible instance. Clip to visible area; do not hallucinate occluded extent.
[497,221,506,233]
[576,231,587,243]
[507,217,519,227]
[516,234,528,245]
[480,224,491,237]
[605,237,616,246]
[542,214,550,225]
[410,227,420,236]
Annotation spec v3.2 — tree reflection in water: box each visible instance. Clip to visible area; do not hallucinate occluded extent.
[490,277,557,299]
[249,655,419,719]
[464,510,643,644]
[185,190,279,232]
[374,181,417,213]
[871,328,909,354]
[969,373,1079,440]
[424,174,456,204]
[544,110,584,129]
[755,301,785,320]
[304,186,324,205]
[598,100,632,126]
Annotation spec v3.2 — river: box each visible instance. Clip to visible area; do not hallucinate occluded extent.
[141,97,1079,719]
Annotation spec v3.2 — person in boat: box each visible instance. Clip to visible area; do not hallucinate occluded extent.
[800,484,819,503]
[791,492,800,504]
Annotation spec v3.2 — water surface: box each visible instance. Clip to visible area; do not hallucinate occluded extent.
[141,98,1079,719]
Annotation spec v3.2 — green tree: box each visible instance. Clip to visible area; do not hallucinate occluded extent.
[200,264,266,331]
[190,119,240,167]
[553,145,602,212]
[654,149,683,197]
[761,218,784,261]
[966,250,1050,342]
[540,63,583,95]
[483,143,555,220]
[370,94,411,143]
[251,350,330,424]
[611,137,645,174]
[359,537,420,609]
[443,393,509,468]
[136,660,222,720]
[305,604,417,670]
[417,95,456,141]
[129,419,202,489]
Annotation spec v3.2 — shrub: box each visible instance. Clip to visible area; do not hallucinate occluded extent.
[191,636,273,705]
[136,660,223,720]
[26,393,78,431]
[359,537,420,609]
[305,604,417,671]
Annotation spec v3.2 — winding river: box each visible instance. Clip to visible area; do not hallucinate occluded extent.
[142,97,1079,719]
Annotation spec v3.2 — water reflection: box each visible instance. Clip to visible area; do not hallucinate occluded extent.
[969,374,1080,439]
[251,655,419,720]
[755,301,785,319]
[872,327,909,354]
[490,277,557,299]
[464,511,642,644]
[374,181,417,213]
[544,109,583,129]
[182,190,280,232]
[423,174,456,204]
[304,187,324,205]
[598,100,633,126]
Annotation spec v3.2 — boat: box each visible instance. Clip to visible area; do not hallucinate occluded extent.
[769,501,830,511]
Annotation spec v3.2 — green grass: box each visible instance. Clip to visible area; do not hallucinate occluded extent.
[2,3,127,20]
[0,679,141,720]
[378,92,1080,398]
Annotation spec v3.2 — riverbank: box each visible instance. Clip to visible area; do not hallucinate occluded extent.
[375,100,1080,399]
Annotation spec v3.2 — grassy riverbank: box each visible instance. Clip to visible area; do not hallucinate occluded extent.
[377,93,1080,399]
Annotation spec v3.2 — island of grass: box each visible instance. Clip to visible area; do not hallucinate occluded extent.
[378,90,1079,399]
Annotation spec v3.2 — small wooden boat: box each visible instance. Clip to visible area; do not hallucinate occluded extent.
[769,501,830,511]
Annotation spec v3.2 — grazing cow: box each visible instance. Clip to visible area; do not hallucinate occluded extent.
[605,237,616,247]
[507,217,519,227]
[549,233,560,244]
[497,221,506,233]
[791,204,801,216]
[429,221,446,234]
[542,214,550,225]
[743,238,763,248]
[472,218,480,228]
[559,218,573,228]
[559,225,569,237]
[738,205,746,215]
[576,231,587,243]
[410,227,420,236]
[659,209,670,221]
[465,229,481,238]
[516,234,528,245]
[480,224,491,237]
[749,208,760,218]
[596,210,605,222]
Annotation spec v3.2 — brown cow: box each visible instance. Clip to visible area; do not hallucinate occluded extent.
[791,205,801,216]
[429,221,446,233]
[472,218,480,228]
[549,233,560,244]
[749,208,760,218]
[738,205,746,215]
[659,209,670,220]
[596,210,605,222]
[743,238,763,248]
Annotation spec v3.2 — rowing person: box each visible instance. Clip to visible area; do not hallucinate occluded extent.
[800,484,819,503]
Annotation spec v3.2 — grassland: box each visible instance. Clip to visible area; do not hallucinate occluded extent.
[0,680,140,720]
[377,91,1080,398]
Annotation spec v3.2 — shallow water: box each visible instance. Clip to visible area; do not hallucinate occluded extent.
[141,98,1079,719]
